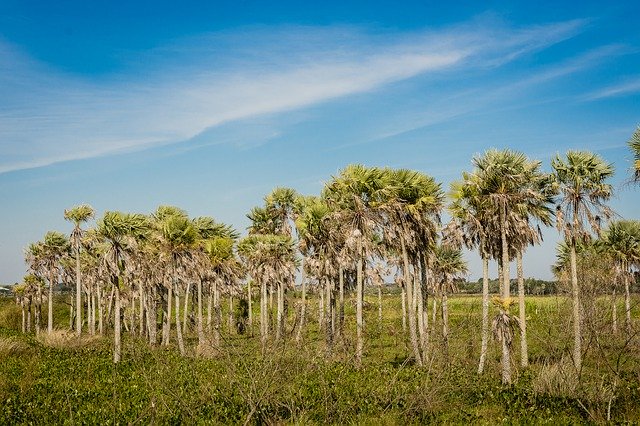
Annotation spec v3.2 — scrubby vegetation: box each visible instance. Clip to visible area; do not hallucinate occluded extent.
[1,292,639,424]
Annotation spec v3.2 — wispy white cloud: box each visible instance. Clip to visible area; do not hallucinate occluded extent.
[0,20,586,174]
[584,77,640,100]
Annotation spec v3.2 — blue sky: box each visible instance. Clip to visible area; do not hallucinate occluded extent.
[1,0,639,283]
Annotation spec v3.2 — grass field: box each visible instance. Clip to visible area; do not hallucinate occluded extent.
[0,290,639,424]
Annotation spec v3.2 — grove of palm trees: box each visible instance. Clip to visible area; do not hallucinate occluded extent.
[1,128,640,423]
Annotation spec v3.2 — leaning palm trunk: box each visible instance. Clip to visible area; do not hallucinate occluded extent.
[478,255,490,374]
[517,252,528,368]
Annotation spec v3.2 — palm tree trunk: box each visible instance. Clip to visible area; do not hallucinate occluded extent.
[612,284,618,334]
[325,277,334,353]
[624,261,631,335]
[260,280,268,348]
[377,284,383,325]
[478,255,490,374]
[499,202,512,384]
[48,267,55,335]
[183,282,191,333]
[175,290,185,355]
[213,281,221,347]
[402,238,423,366]
[228,295,234,334]
[69,294,74,331]
[401,284,407,332]
[35,284,41,336]
[163,285,172,346]
[319,285,324,331]
[98,285,103,335]
[114,282,121,363]
[197,278,205,347]
[21,300,26,333]
[418,254,429,358]
[76,252,82,336]
[147,289,157,344]
[138,283,145,337]
[207,284,213,333]
[356,235,364,367]
[296,265,306,343]
[247,280,253,335]
[416,272,427,356]
[517,252,528,368]
[339,266,344,337]
[276,282,283,341]
[441,287,449,361]
[570,240,581,371]
[27,301,32,333]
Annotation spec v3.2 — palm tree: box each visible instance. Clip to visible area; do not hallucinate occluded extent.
[470,149,552,383]
[64,204,95,336]
[446,175,493,374]
[431,244,468,359]
[600,220,640,335]
[552,150,614,371]
[379,168,444,366]
[628,126,640,183]
[238,234,297,349]
[323,164,385,366]
[25,242,46,335]
[96,211,149,363]
[41,231,71,335]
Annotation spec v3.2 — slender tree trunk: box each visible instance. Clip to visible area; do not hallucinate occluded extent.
[517,252,528,368]
[48,267,55,335]
[98,286,104,335]
[402,238,422,366]
[624,262,631,336]
[478,255,490,374]
[377,284,383,324]
[27,301,32,333]
[113,282,121,363]
[138,282,145,337]
[418,254,429,357]
[69,294,74,331]
[416,271,427,356]
[197,278,205,347]
[499,203,512,384]
[296,265,306,343]
[442,286,449,361]
[432,297,437,326]
[325,277,334,353]
[21,301,26,333]
[319,285,324,331]
[148,289,157,344]
[260,280,268,348]
[612,284,618,334]
[228,295,234,334]
[207,284,213,333]
[175,290,185,355]
[35,284,41,336]
[401,284,407,332]
[213,281,221,347]
[570,240,581,371]
[163,286,172,346]
[339,266,344,337]
[356,235,364,367]
[76,251,82,336]
[183,282,191,333]
[247,280,253,335]
[276,282,283,341]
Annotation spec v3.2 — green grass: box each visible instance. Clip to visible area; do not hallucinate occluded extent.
[0,291,638,424]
